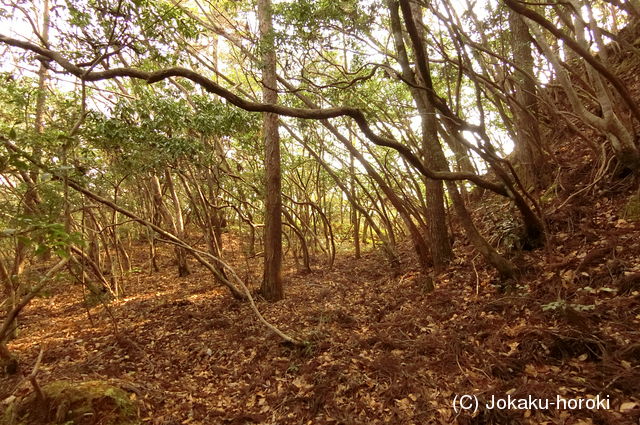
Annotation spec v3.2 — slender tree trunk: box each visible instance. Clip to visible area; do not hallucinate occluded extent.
[350,152,361,259]
[283,210,311,273]
[166,170,190,276]
[5,1,51,341]
[259,0,283,301]
[33,0,49,135]
[446,182,517,278]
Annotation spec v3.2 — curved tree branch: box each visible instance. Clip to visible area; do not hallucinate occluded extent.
[0,33,510,196]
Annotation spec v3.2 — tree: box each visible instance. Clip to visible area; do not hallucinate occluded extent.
[258,0,284,301]
[508,8,544,189]
[6,0,637,293]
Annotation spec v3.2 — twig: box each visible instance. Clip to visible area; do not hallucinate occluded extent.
[28,345,46,405]
[472,256,480,295]
[157,237,306,346]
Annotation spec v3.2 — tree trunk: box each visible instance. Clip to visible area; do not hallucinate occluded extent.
[350,152,361,259]
[389,0,453,270]
[259,0,283,301]
[165,170,190,277]
[508,9,544,189]
[12,0,49,277]
[150,174,189,277]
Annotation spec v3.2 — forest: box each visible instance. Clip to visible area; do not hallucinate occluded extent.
[0,0,640,423]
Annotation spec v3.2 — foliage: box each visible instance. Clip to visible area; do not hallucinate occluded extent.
[2,380,140,425]
[60,0,199,66]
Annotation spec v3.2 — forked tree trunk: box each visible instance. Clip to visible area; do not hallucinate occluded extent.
[150,174,190,277]
[393,0,519,277]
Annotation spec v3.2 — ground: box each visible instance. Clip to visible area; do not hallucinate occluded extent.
[2,188,640,425]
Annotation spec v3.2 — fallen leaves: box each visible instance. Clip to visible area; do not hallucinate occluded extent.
[4,206,640,425]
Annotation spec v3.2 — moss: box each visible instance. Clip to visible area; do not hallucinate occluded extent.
[83,290,113,308]
[622,194,640,221]
[540,183,558,205]
[0,354,19,376]
[1,380,140,425]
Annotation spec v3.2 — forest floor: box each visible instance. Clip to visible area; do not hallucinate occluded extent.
[4,27,640,425]
[2,176,640,425]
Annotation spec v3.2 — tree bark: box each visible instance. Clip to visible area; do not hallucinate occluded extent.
[165,170,190,276]
[391,0,453,269]
[150,174,190,277]
[508,9,544,189]
[258,0,283,301]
